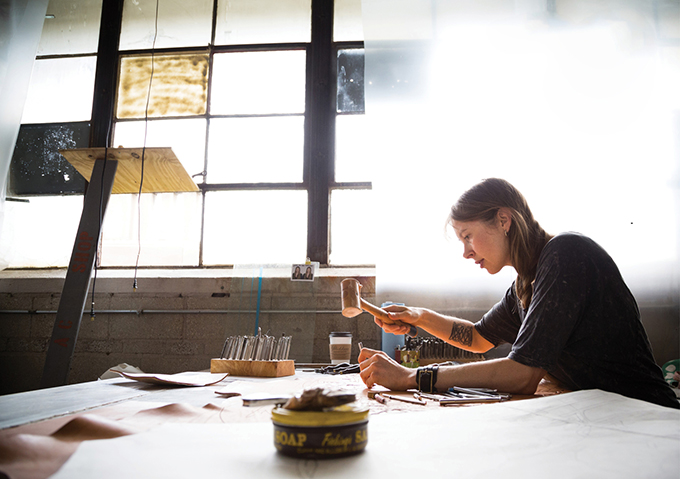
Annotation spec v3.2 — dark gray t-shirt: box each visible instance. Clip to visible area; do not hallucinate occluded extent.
[475,232,678,409]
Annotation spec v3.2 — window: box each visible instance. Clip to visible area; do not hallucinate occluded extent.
[6,0,368,268]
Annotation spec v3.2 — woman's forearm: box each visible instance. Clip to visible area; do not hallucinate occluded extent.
[436,358,546,395]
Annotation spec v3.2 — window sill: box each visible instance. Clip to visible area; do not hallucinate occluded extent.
[0,266,377,294]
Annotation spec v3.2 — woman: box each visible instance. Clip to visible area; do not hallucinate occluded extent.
[359,178,679,409]
[292,266,303,279]
[304,266,314,280]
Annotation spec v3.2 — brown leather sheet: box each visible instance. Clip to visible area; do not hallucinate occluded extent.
[0,401,232,479]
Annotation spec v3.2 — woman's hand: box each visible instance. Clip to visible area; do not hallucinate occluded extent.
[358,348,416,390]
[376,305,427,335]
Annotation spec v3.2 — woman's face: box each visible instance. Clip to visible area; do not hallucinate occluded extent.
[451,217,511,275]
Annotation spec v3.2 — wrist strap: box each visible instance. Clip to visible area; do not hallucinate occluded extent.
[416,365,439,393]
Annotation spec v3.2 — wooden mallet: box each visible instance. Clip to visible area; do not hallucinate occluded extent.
[340,278,417,337]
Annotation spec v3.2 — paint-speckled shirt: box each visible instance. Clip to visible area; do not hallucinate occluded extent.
[475,232,679,409]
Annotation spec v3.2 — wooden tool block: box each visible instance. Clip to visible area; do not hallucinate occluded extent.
[210,359,295,377]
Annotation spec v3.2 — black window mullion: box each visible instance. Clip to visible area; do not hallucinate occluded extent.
[305,0,335,265]
[198,0,220,267]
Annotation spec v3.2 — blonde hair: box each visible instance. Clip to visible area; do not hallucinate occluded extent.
[449,178,552,309]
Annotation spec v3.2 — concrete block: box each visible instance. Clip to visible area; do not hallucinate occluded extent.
[268,278,315,295]
[0,293,30,310]
[289,339,314,363]
[258,294,273,310]
[314,295,343,311]
[0,314,32,338]
[110,315,183,339]
[0,277,64,294]
[221,313,260,337]
[264,313,312,338]
[106,293,187,312]
[123,339,169,355]
[88,292,114,311]
[77,314,110,339]
[0,353,43,395]
[226,277,254,294]
[75,339,124,354]
[270,294,317,311]
[357,315,382,343]
[31,294,62,312]
[142,294,189,310]
[313,315,358,339]
[184,295,232,310]
[30,314,57,338]
[6,338,48,353]
[168,341,201,356]
[145,277,230,295]
[313,277,343,294]
[312,338,332,363]
[184,314,231,340]
[228,291,272,311]
[204,339,227,358]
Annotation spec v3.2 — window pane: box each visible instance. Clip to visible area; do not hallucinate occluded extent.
[334,0,364,42]
[0,196,84,268]
[113,119,206,180]
[215,0,311,45]
[203,190,307,265]
[210,51,306,115]
[337,49,365,113]
[335,115,374,182]
[100,193,202,267]
[330,189,375,265]
[117,54,209,119]
[21,57,97,124]
[120,0,212,50]
[9,122,90,196]
[207,117,303,183]
[38,0,102,55]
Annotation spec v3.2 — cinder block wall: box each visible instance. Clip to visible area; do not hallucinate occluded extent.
[0,273,381,396]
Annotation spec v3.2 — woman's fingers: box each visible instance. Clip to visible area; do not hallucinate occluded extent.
[374,316,410,335]
[358,347,380,363]
[358,351,413,390]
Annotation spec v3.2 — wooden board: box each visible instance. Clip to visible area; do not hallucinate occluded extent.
[210,359,295,378]
[59,147,200,194]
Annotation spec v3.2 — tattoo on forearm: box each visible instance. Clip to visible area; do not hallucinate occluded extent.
[449,323,473,346]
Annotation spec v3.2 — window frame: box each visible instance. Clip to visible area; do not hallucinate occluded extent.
[17,0,369,267]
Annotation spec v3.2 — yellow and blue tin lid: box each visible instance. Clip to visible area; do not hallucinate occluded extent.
[271,403,369,427]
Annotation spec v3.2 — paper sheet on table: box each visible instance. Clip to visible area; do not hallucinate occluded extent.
[215,372,365,397]
[51,390,680,479]
[112,370,228,387]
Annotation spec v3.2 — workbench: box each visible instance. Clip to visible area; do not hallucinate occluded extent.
[1,370,678,479]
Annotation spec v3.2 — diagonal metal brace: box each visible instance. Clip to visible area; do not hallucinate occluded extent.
[40,158,118,389]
